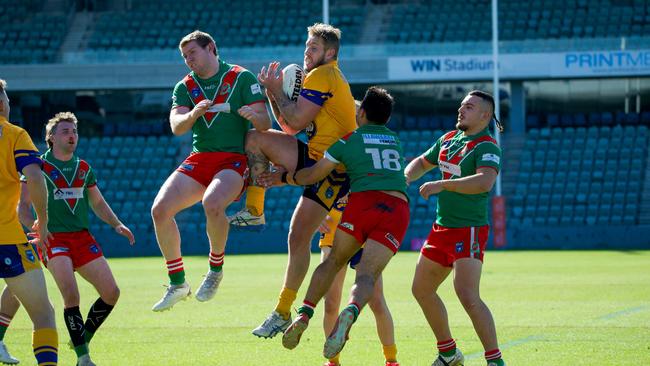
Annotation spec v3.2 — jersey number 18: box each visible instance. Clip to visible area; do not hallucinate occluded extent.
[365,148,401,171]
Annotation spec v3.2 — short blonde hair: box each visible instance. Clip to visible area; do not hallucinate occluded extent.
[45,112,78,148]
[0,79,6,95]
[307,23,341,58]
[179,30,217,56]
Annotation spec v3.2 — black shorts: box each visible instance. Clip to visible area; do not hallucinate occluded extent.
[296,140,350,211]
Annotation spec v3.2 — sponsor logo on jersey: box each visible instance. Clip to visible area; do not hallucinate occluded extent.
[306,122,316,140]
[25,249,35,263]
[77,169,87,180]
[219,83,231,95]
[439,161,462,176]
[51,247,69,255]
[362,134,397,145]
[385,233,400,249]
[481,153,500,164]
[53,187,84,200]
[455,241,464,253]
[191,88,201,98]
[251,83,262,95]
[204,84,217,90]
[340,222,355,231]
[89,244,99,254]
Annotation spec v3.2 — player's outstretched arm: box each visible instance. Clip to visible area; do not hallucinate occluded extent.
[169,101,211,135]
[405,155,437,185]
[88,186,135,245]
[293,158,338,186]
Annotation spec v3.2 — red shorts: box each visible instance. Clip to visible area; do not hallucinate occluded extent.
[177,152,249,189]
[420,223,490,267]
[41,230,103,269]
[337,191,410,254]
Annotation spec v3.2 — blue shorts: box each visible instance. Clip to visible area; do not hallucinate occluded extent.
[0,244,41,278]
[349,248,363,270]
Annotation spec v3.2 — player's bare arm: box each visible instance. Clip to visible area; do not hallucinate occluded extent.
[22,162,52,247]
[258,62,320,131]
[269,95,301,135]
[238,102,271,131]
[88,186,135,245]
[169,99,212,135]
[17,182,35,229]
[420,167,498,199]
[405,155,437,184]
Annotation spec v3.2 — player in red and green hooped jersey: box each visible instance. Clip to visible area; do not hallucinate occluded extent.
[150,30,270,312]
[259,87,408,365]
[405,90,506,366]
[14,112,135,366]
[0,79,58,366]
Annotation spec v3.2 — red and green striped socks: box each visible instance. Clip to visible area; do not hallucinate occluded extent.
[437,338,457,358]
[209,252,224,272]
[166,258,185,285]
[0,313,11,341]
[485,348,504,365]
[297,300,316,319]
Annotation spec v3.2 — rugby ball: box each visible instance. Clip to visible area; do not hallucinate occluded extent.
[282,63,304,102]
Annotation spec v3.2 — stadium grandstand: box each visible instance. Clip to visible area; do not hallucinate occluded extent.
[1,0,649,257]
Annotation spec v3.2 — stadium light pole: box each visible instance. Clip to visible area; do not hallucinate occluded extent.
[323,0,330,24]
[492,0,502,196]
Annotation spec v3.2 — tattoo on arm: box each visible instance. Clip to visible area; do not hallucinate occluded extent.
[247,152,270,186]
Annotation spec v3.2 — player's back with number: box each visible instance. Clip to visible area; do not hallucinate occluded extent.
[326,125,406,194]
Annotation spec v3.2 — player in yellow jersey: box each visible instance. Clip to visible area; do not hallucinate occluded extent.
[240,23,357,338]
[0,79,59,365]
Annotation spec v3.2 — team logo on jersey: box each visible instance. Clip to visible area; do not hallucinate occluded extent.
[191,87,201,98]
[455,241,464,253]
[25,249,35,263]
[385,233,400,249]
[219,83,231,96]
[3,258,11,266]
[325,186,334,199]
[77,169,87,180]
[50,169,60,180]
[89,244,99,254]
[441,140,453,148]
[340,222,354,231]
[233,161,241,168]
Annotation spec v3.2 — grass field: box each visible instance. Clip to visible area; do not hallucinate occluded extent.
[4,250,650,365]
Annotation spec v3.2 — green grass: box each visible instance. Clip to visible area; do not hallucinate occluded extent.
[5,251,650,365]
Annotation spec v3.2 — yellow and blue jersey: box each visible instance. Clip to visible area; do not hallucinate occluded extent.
[0,116,41,244]
[300,60,356,164]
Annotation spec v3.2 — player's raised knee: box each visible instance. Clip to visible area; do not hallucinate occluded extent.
[202,198,228,217]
